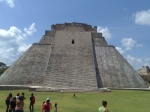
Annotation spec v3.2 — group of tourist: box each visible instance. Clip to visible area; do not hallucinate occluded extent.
[5,92,108,112]
[41,98,57,112]
[5,92,35,112]
[5,92,57,112]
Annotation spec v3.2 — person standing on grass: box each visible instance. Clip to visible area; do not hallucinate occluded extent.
[5,93,13,112]
[29,93,35,112]
[16,93,20,100]
[98,100,109,112]
[9,97,16,112]
[21,92,26,101]
[41,101,45,112]
[15,96,24,112]
[53,103,57,112]
[43,98,52,112]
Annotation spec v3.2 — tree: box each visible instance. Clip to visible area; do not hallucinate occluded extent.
[0,62,7,68]
[0,62,9,76]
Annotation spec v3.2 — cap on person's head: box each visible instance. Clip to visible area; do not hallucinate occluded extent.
[31,93,34,96]
[46,98,50,101]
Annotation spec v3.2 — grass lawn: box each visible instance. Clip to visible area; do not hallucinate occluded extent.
[0,90,149,112]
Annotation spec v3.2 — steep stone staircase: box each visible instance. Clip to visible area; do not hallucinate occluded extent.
[42,31,98,90]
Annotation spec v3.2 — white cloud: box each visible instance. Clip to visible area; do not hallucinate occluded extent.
[0,0,15,8]
[121,38,143,50]
[97,26,112,39]
[126,55,150,69]
[143,58,150,67]
[127,55,142,64]
[18,44,31,53]
[0,23,36,65]
[119,38,147,69]
[121,38,136,50]
[7,0,14,8]
[133,9,150,26]
[116,47,124,54]
[126,55,142,69]
[24,23,36,36]
[135,44,143,47]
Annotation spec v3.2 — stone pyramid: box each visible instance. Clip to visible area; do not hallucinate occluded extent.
[0,22,147,91]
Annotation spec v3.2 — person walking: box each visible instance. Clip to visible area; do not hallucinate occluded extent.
[21,93,26,101]
[29,93,35,112]
[15,96,24,112]
[41,101,45,112]
[16,93,20,100]
[5,93,12,112]
[9,97,16,112]
[43,98,52,112]
[53,103,57,112]
[98,100,109,112]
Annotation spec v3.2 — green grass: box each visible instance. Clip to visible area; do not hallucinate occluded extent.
[0,90,150,112]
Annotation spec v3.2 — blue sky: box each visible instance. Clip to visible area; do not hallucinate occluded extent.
[0,0,150,70]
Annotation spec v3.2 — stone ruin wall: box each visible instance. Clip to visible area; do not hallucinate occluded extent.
[95,46,146,88]
[51,22,97,32]
[42,30,98,89]
[0,22,147,90]
[0,44,52,85]
[137,66,150,82]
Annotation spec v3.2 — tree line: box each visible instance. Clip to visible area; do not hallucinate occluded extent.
[0,62,9,76]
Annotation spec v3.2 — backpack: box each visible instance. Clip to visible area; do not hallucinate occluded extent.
[5,97,10,105]
[32,96,35,104]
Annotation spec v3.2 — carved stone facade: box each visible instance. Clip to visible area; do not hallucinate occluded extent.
[51,22,97,32]
[137,66,150,81]
[0,22,147,91]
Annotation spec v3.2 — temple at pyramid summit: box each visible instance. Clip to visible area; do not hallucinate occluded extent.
[0,22,147,91]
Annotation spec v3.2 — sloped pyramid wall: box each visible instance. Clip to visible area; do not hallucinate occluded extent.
[0,22,147,90]
[95,46,146,88]
[0,44,52,85]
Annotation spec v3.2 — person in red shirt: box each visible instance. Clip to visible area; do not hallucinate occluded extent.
[41,101,45,112]
[43,98,52,112]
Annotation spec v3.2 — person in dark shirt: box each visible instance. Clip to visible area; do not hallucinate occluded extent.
[9,97,16,112]
[5,93,12,112]
[29,93,35,112]
[21,92,26,101]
